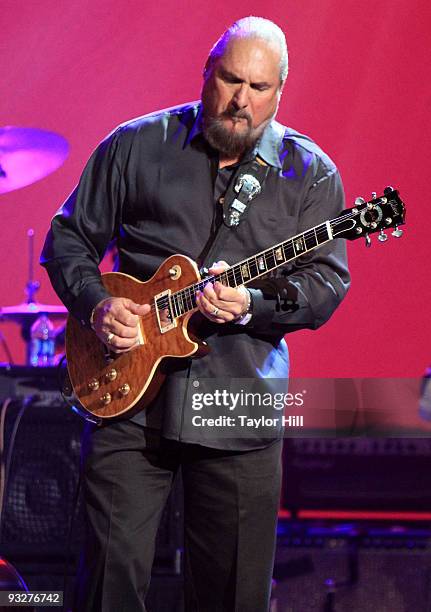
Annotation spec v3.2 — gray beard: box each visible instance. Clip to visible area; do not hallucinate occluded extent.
[202,113,267,158]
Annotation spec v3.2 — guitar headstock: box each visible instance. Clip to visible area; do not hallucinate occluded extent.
[331,187,405,246]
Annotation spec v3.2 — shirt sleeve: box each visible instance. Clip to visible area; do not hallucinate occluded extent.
[245,164,351,337]
[40,128,125,326]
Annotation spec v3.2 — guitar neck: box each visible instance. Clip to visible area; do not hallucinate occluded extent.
[166,219,335,319]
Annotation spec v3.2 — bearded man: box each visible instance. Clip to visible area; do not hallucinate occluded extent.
[42,16,349,612]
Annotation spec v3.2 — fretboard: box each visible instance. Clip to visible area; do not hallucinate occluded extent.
[161,219,334,319]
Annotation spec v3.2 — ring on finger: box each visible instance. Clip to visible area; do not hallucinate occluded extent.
[106,332,115,344]
[211,307,219,316]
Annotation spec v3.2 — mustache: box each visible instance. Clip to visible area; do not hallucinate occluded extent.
[221,108,252,124]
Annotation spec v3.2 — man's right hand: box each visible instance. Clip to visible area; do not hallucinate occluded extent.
[91,297,150,353]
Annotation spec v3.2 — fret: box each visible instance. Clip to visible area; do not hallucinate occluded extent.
[176,292,183,315]
[171,294,179,318]
[188,290,193,311]
[241,262,250,280]
[265,248,277,270]
[218,271,229,287]
[176,292,183,316]
[283,240,295,261]
[225,268,235,288]
[186,288,194,310]
[248,257,259,278]
[274,247,284,263]
[304,230,318,251]
[292,234,306,256]
[177,296,182,314]
[174,292,180,316]
[233,265,243,286]
[316,223,330,244]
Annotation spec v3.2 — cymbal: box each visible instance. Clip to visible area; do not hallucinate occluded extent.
[0,126,69,195]
[0,302,68,321]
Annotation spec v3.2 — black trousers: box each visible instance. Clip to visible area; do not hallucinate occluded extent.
[74,420,282,612]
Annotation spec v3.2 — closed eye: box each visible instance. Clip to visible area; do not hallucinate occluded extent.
[218,69,271,91]
[219,70,243,84]
[251,83,270,91]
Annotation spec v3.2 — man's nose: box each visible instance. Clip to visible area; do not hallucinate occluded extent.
[232,83,249,109]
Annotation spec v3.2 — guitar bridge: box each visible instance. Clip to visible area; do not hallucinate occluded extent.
[154,289,177,334]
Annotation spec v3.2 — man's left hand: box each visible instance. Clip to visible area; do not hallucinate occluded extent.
[196,260,249,324]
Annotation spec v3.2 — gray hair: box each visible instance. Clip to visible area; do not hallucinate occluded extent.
[205,16,288,84]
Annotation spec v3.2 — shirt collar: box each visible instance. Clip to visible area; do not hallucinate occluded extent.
[186,102,284,170]
[186,103,204,145]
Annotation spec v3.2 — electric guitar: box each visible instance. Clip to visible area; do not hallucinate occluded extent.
[66,187,405,419]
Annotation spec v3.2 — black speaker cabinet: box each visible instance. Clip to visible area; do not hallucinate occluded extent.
[0,398,84,559]
[0,386,184,611]
[0,386,183,572]
[283,438,431,513]
[273,525,431,612]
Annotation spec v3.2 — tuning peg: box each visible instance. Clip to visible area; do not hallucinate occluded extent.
[392,226,403,238]
[378,230,388,242]
[355,197,365,206]
[384,186,394,195]
[365,233,371,247]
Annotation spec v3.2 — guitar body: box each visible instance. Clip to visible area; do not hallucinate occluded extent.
[66,254,203,419]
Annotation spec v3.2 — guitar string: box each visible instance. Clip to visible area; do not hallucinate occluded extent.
[147,207,397,317]
[151,210,360,315]
[152,214,351,313]
[138,205,400,321]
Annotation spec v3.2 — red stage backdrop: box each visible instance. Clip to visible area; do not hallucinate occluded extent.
[1,0,430,377]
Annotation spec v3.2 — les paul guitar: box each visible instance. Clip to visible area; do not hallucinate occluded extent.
[66,187,405,419]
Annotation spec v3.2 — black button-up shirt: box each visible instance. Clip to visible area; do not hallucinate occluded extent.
[41,101,350,449]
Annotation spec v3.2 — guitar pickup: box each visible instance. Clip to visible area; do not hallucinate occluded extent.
[154,289,177,334]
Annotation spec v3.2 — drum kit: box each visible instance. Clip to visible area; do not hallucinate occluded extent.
[0,125,69,366]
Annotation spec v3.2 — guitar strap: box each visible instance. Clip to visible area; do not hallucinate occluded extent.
[222,156,270,228]
[199,155,270,273]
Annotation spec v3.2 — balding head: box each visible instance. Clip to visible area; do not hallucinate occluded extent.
[205,16,288,85]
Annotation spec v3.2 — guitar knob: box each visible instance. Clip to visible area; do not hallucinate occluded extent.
[101,393,112,405]
[119,383,131,396]
[105,368,117,382]
[385,217,392,225]
[378,230,388,242]
[355,197,365,206]
[88,378,99,391]
[384,186,394,195]
[371,192,377,199]
[392,226,403,238]
[169,265,181,280]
